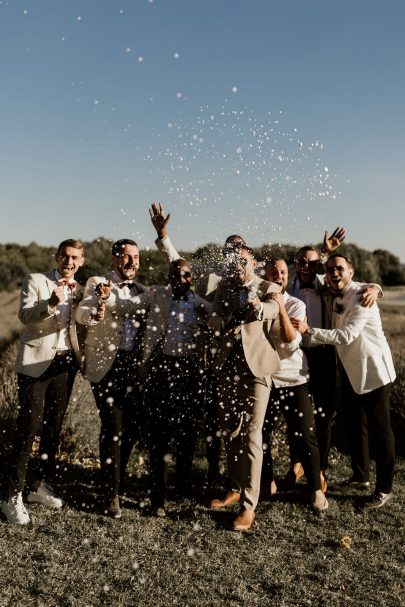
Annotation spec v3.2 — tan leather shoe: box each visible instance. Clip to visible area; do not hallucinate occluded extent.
[283,462,305,489]
[261,480,277,498]
[312,490,329,512]
[231,508,256,531]
[210,491,240,510]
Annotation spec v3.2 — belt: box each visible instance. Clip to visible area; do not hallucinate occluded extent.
[55,350,72,357]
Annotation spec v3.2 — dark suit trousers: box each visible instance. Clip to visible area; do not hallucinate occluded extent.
[6,352,78,498]
[91,350,143,500]
[204,370,222,481]
[303,345,337,472]
[262,383,322,491]
[144,354,202,506]
[340,367,395,493]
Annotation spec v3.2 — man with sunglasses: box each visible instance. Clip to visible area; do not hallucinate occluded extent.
[99,258,212,517]
[149,202,245,486]
[286,229,381,490]
[149,201,246,301]
[293,255,395,509]
[208,246,280,531]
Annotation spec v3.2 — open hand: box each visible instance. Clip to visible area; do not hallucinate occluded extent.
[323,227,346,253]
[149,202,171,239]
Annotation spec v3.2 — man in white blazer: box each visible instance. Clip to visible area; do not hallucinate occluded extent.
[295,254,396,509]
[102,258,212,516]
[2,239,85,525]
[286,235,382,489]
[76,239,145,519]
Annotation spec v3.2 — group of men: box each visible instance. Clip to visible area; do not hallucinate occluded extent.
[1,204,396,530]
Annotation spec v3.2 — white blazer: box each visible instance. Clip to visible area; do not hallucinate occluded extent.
[15,271,84,378]
[75,272,145,383]
[308,281,395,394]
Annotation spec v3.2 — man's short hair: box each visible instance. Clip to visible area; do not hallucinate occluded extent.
[296,245,321,259]
[224,234,246,246]
[239,244,254,256]
[326,253,353,268]
[265,256,286,268]
[57,239,85,256]
[169,258,191,272]
[112,239,138,257]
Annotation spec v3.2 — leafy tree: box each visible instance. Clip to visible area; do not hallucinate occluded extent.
[0,238,403,291]
[373,249,405,286]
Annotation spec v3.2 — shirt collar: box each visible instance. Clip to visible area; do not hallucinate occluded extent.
[54,270,75,283]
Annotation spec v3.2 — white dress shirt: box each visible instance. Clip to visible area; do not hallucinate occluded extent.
[271,292,309,388]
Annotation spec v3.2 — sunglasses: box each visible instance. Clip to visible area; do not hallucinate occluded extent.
[295,258,321,269]
[171,271,192,278]
[326,266,347,274]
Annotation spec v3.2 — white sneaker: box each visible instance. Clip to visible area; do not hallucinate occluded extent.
[1,493,30,525]
[365,492,394,509]
[27,482,63,509]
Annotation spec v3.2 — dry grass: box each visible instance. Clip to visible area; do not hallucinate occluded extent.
[0,291,22,351]
[0,289,404,606]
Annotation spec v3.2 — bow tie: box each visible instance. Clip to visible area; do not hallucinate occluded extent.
[298,283,315,290]
[119,281,136,289]
[58,280,76,290]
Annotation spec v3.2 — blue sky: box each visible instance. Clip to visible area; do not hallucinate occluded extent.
[1,0,404,260]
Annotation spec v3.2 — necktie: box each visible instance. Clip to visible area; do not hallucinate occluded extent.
[298,283,315,290]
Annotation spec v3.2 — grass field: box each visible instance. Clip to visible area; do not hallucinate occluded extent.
[0,288,404,607]
[0,291,22,351]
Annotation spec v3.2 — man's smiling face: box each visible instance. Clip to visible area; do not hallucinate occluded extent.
[56,246,85,279]
[326,256,354,293]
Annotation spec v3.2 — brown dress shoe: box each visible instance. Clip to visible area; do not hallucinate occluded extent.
[283,462,305,489]
[261,480,277,498]
[231,508,256,531]
[105,495,122,519]
[210,491,240,510]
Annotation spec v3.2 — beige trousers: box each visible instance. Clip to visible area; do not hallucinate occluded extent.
[217,345,270,511]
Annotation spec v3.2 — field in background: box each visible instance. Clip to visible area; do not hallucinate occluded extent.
[0,288,404,606]
[0,290,21,350]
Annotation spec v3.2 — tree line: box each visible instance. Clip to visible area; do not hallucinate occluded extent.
[0,238,404,292]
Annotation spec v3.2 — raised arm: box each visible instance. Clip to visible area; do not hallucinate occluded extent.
[322,226,346,255]
[149,202,180,262]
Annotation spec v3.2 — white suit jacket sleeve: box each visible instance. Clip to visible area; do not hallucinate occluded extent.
[155,236,180,263]
[76,276,102,326]
[308,303,370,346]
[18,275,56,325]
